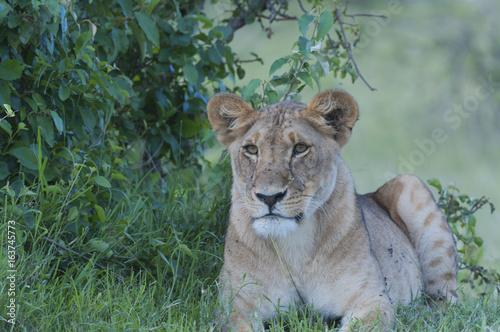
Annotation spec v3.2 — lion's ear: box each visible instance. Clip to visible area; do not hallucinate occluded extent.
[207,93,258,147]
[303,89,358,148]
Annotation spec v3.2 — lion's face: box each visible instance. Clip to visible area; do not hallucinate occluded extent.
[208,90,358,238]
[229,102,340,237]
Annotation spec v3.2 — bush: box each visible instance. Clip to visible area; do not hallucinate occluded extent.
[429,179,499,295]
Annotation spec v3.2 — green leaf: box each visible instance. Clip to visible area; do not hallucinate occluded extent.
[79,106,96,130]
[181,119,201,138]
[187,14,213,28]
[266,90,279,104]
[0,119,12,136]
[313,52,335,76]
[94,175,111,188]
[32,93,47,110]
[183,63,198,86]
[146,0,161,14]
[3,103,14,117]
[50,111,64,133]
[469,215,476,227]
[473,236,483,247]
[10,147,38,170]
[157,251,171,266]
[136,12,160,48]
[129,21,147,60]
[0,59,26,80]
[297,72,313,88]
[298,13,315,36]
[0,162,9,180]
[213,25,231,41]
[89,238,110,251]
[458,194,469,203]
[269,56,289,76]
[0,83,10,105]
[74,32,92,56]
[94,204,106,222]
[179,243,193,257]
[208,47,222,65]
[68,206,78,221]
[298,36,312,58]
[59,84,70,101]
[427,178,442,192]
[36,116,55,147]
[316,10,334,41]
[242,78,261,101]
[117,0,133,16]
[111,171,127,181]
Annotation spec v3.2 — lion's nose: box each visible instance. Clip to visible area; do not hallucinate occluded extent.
[255,190,287,210]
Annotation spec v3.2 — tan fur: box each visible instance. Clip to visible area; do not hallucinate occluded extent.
[207,90,459,331]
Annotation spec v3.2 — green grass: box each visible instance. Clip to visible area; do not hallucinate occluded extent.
[0,160,230,331]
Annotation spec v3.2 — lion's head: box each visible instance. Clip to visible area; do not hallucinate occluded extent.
[207,90,358,238]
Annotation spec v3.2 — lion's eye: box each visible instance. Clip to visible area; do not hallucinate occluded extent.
[245,145,258,155]
[293,143,308,154]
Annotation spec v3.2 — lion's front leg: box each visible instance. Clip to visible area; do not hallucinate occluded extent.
[219,296,265,332]
[218,270,269,332]
[340,298,394,331]
[220,310,255,332]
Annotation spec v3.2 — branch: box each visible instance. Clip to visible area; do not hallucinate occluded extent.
[346,13,388,19]
[0,109,18,122]
[256,14,298,22]
[297,0,308,14]
[226,14,246,42]
[235,57,263,64]
[225,1,298,42]
[469,196,488,214]
[334,4,376,91]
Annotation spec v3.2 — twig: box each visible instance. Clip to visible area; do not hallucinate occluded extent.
[235,57,263,64]
[42,235,107,270]
[0,109,19,122]
[297,0,308,14]
[256,14,298,22]
[334,4,376,91]
[469,196,488,214]
[225,1,300,41]
[346,13,388,19]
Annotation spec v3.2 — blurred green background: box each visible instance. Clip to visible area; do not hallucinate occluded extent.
[208,0,500,266]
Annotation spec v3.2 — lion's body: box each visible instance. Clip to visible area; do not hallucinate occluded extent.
[208,91,458,331]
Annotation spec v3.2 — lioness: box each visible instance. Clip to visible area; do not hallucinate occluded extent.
[207,90,458,331]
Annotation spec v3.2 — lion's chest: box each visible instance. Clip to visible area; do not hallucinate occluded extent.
[260,261,357,320]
